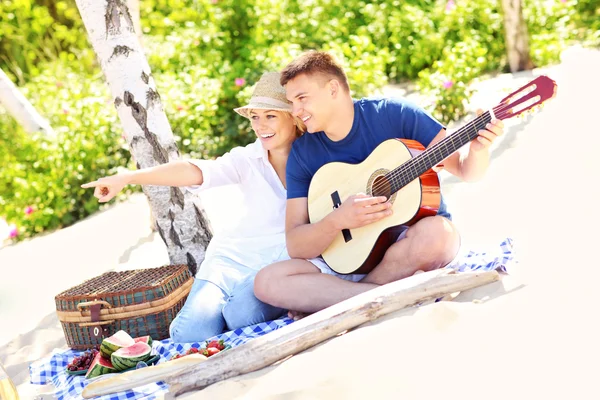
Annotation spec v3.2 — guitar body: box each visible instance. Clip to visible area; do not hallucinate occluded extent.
[307,138,440,275]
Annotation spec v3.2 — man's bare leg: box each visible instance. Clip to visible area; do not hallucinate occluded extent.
[363,216,460,285]
[254,259,378,314]
[255,216,458,314]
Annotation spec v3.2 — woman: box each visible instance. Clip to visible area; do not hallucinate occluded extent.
[82,72,305,342]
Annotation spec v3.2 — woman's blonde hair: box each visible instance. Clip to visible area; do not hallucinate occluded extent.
[289,114,307,137]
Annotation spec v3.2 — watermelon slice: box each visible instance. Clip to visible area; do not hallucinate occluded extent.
[111,342,152,371]
[134,335,153,348]
[100,330,135,359]
[85,352,117,379]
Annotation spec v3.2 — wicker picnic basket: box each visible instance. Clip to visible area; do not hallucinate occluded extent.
[55,264,193,350]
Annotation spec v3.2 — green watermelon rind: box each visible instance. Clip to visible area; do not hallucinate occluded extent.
[100,330,135,359]
[85,352,117,379]
[110,342,152,371]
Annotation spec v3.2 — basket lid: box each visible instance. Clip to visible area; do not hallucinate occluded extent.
[55,264,192,310]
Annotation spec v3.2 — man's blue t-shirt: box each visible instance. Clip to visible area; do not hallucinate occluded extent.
[286,97,451,219]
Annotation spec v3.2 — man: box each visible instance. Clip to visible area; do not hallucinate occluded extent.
[254,51,504,316]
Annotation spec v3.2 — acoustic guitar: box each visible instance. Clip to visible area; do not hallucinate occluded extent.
[307,75,557,275]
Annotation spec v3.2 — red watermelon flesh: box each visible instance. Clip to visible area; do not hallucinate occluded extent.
[85,352,117,379]
[134,335,153,347]
[100,330,135,358]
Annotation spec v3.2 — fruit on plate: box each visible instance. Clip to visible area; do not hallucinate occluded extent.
[85,351,118,379]
[67,348,99,371]
[205,339,226,351]
[99,330,135,359]
[67,332,156,379]
[111,342,152,371]
[170,339,228,360]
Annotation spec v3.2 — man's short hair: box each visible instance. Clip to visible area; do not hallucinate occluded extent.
[280,51,350,92]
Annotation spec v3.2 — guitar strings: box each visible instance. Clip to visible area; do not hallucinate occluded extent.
[369,101,528,195]
[374,108,505,194]
[371,107,501,194]
[373,100,532,194]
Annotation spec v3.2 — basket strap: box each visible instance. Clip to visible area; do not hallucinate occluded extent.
[88,303,112,340]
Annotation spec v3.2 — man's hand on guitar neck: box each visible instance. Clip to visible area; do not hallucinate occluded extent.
[470,109,505,153]
[431,109,505,182]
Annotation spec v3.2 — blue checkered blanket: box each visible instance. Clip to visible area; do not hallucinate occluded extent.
[29,238,516,400]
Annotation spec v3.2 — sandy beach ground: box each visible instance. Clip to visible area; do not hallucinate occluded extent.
[1,46,599,399]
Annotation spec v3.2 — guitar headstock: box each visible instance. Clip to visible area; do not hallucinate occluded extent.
[493,75,557,121]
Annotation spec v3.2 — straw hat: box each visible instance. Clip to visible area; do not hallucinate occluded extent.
[234,72,293,118]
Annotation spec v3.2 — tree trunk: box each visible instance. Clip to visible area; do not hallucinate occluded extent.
[0,68,55,136]
[501,0,535,72]
[126,0,143,44]
[74,0,212,275]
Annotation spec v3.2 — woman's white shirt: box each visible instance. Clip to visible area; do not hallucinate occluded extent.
[186,139,289,288]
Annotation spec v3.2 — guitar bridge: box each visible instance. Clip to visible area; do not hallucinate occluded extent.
[331,191,352,243]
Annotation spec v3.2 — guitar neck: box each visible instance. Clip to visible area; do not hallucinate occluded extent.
[387,110,493,193]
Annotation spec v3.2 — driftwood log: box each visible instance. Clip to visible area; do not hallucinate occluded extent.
[82,269,500,398]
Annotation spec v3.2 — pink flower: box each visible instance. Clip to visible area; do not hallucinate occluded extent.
[443,80,454,89]
[211,0,218,4]
[63,109,69,115]
[445,0,455,12]
[56,81,64,88]
[24,206,34,215]
[8,224,18,239]
[235,78,246,87]
[176,105,184,111]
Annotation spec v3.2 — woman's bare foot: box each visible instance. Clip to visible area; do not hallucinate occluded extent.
[287,310,309,321]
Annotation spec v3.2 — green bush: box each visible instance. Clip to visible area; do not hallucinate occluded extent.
[417,38,489,125]
[0,0,90,84]
[323,36,390,97]
[158,66,226,159]
[0,62,131,239]
[413,0,502,124]
[524,0,580,66]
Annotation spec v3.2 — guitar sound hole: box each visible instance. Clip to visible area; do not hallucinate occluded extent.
[371,175,392,200]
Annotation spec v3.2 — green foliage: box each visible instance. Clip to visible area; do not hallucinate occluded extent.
[524,0,580,66]
[158,66,225,159]
[414,0,503,125]
[0,0,91,84]
[576,0,600,35]
[418,38,489,125]
[0,0,597,241]
[0,63,132,239]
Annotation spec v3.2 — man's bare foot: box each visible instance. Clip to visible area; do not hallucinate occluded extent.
[288,310,309,321]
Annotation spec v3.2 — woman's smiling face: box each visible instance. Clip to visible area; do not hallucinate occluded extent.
[249,109,297,152]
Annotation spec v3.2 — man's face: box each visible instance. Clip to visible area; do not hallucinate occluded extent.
[285,73,334,133]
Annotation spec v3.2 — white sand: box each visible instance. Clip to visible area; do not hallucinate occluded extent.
[1,46,599,399]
